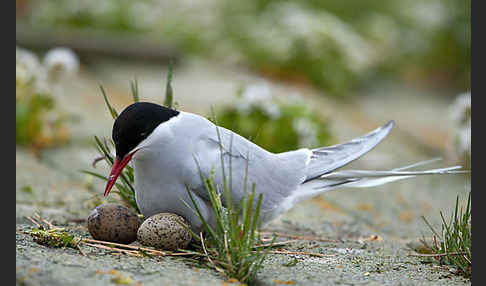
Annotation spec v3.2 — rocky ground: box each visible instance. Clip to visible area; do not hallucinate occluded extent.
[16,57,471,285]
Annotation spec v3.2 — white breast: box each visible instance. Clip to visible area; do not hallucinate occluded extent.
[131,112,214,231]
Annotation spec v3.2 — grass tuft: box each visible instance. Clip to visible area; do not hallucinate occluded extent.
[179,122,274,285]
[421,192,471,278]
[183,162,272,284]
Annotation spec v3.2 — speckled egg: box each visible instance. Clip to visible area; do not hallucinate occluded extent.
[87,203,141,244]
[137,213,192,250]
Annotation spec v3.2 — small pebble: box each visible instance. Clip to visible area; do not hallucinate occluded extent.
[87,203,141,244]
[137,213,192,251]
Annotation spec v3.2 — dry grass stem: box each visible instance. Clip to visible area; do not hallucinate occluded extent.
[91,155,106,167]
[76,245,87,256]
[26,216,41,228]
[82,242,143,257]
[258,232,340,243]
[408,252,467,257]
[200,232,225,275]
[81,238,167,255]
[80,238,201,257]
[264,250,334,258]
[254,240,298,248]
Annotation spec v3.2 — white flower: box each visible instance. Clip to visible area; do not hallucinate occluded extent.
[236,83,281,118]
[261,101,281,119]
[457,120,471,155]
[292,117,319,148]
[16,47,41,85]
[450,91,471,158]
[241,83,272,103]
[43,47,79,81]
[450,91,471,124]
[16,47,50,96]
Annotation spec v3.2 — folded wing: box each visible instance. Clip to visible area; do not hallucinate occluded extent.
[304,120,395,182]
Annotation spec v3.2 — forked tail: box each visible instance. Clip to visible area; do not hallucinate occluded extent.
[281,158,469,210]
[277,121,470,214]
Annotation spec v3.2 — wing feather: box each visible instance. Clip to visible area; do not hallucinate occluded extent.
[304,120,394,182]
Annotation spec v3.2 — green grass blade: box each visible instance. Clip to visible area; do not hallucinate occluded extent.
[131,78,140,103]
[183,187,218,241]
[80,170,108,181]
[250,234,276,281]
[250,191,262,244]
[164,62,174,108]
[99,85,118,120]
[92,136,136,195]
[241,187,255,246]
[94,136,113,161]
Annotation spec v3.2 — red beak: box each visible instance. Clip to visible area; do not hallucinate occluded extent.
[104,152,136,197]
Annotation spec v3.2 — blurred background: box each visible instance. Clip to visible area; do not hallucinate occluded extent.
[16,0,470,161]
[16,0,470,240]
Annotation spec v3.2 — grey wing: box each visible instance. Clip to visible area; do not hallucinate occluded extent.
[189,121,308,220]
[304,120,394,182]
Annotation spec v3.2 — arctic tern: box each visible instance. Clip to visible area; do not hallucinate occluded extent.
[104,102,467,232]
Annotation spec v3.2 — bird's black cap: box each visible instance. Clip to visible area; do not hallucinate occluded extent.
[112,102,179,159]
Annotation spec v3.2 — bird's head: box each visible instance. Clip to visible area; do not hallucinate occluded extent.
[104,102,179,197]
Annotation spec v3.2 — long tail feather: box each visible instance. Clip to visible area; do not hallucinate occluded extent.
[286,159,470,207]
[393,157,442,171]
[320,166,465,180]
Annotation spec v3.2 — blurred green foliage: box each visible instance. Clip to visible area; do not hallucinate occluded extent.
[22,0,145,32]
[16,91,55,146]
[213,84,332,153]
[16,47,69,149]
[20,0,470,96]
